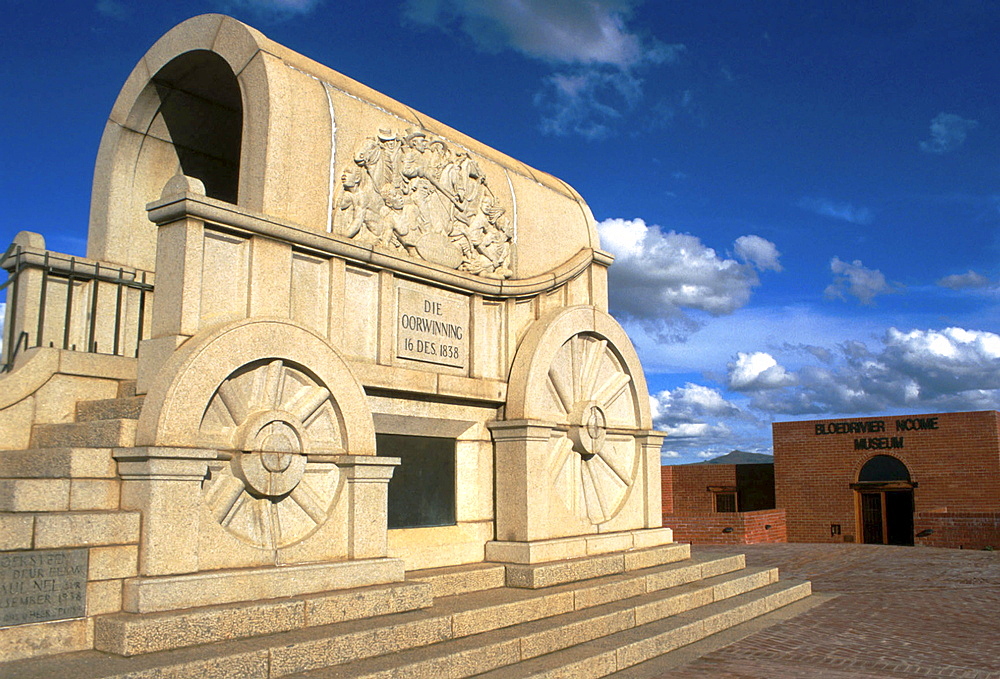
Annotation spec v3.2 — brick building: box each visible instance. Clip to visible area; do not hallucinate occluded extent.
[661,462,786,545]
[773,410,1000,549]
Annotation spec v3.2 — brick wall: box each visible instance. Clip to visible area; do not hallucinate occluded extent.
[774,410,1000,544]
[662,464,736,515]
[914,511,1000,550]
[663,509,787,545]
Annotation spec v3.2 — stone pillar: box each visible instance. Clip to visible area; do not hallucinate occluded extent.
[115,447,216,581]
[136,175,206,394]
[488,419,562,543]
[335,455,400,559]
[637,432,668,528]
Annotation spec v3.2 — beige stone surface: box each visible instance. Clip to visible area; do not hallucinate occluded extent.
[33,375,118,424]
[0,512,34,550]
[69,479,120,511]
[0,478,70,512]
[0,398,35,451]
[122,557,405,613]
[33,511,140,549]
[406,562,506,598]
[0,447,117,479]
[388,522,493,571]
[0,618,93,664]
[88,544,139,581]
[267,616,454,676]
[451,590,575,636]
[87,578,123,616]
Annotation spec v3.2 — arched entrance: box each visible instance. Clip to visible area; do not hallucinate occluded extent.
[852,455,915,546]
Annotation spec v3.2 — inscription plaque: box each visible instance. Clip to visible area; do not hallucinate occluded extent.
[397,287,468,369]
[0,549,88,626]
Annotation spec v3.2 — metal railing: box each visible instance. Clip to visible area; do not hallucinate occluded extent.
[0,243,154,372]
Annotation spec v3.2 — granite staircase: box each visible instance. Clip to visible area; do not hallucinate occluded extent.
[0,542,811,678]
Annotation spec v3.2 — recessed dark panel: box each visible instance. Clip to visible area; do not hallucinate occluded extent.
[377,433,456,529]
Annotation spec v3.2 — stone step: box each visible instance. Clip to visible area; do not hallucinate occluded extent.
[102,550,744,657]
[0,554,760,678]
[283,571,799,679]
[408,562,508,598]
[116,380,138,398]
[30,419,136,449]
[0,448,117,479]
[467,581,813,679]
[504,542,691,589]
[0,476,120,512]
[75,395,144,422]
[95,581,434,656]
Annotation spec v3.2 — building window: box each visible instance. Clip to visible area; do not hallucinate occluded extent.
[715,492,737,513]
[377,433,456,529]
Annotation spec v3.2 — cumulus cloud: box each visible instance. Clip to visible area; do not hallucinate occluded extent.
[597,218,780,332]
[824,257,897,305]
[743,327,1000,416]
[727,352,795,391]
[405,0,683,139]
[404,0,677,67]
[920,113,978,154]
[937,270,991,290]
[797,197,873,225]
[734,235,782,272]
[650,383,769,461]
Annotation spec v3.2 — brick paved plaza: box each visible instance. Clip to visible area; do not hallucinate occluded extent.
[635,543,1000,678]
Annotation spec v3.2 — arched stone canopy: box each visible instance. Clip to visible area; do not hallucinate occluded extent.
[88,14,602,282]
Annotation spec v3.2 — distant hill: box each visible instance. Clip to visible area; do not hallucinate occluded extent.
[693,450,774,465]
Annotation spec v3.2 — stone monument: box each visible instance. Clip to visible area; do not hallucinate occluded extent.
[0,15,808,673]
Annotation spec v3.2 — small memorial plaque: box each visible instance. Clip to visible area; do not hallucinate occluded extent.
[397,287,468,369]
[0,549,88,626]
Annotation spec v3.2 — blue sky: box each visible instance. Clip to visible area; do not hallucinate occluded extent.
[3,1,1000,463]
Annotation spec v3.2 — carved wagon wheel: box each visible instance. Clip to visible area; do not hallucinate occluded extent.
[506,307,652,525]
[199,359,344,549]
[136,318,375,551]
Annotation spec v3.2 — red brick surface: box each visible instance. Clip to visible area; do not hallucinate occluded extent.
[915,511,1000,550]
[663,509,787,545]
[661,464,736,515]
[651,543,1000,678]
[773,410,1000,544]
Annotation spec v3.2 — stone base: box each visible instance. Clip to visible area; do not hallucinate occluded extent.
[485,527,673,565]
[122,557,406,613]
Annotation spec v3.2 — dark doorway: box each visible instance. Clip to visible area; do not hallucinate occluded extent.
[854,455,915,546]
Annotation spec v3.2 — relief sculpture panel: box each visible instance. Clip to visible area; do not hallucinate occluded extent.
[334,128,514,279]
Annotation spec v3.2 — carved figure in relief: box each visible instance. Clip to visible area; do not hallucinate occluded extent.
[333,127,514,279]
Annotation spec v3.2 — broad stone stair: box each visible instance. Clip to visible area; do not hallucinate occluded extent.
[30,380,142,449]
[0,544,811,679]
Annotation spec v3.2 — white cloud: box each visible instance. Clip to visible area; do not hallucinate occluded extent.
[535,69,639,140]
[403,0,678,68]
[797,197,873,225]
[742,327,1000,416]
[938,270,991,290]
[597,218,778,329]
[824,256,897,305]
[734,235,782,272]
[920,112,978,154]
[727,351,795,391]
[405,0,684,139]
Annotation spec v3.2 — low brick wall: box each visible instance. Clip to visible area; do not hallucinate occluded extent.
[663,509,787,545]
[915,511,1000,550]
